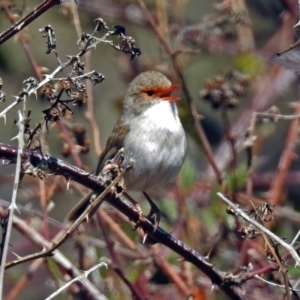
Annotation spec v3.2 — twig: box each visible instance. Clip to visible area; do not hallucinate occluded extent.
[217,192,300,266]
[0,2,43,81]
[0,210,106,298]
[97,214,145,300]
[39,179,50,239]
[0,110,24,297]
[266,103,300,206]
[252,171,300,188]
[5,214,106,299]
[2,5,85,168]
[45,262,108,300]
[291,230,300,247]
[236,192,300,225]
[254,275,300,293]
[0,0,61,45]
[57,120,84,169]
[70,3,102,156]
[152,245,192,297]
[98,209,137,250]
[5,257,44,300]
[247,200,291,300]
[221,108,238,199]
[0,20,138,119]
[84,52,102,157]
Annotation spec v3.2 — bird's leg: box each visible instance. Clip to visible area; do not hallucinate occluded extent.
[124,191,161,231]
[123,191,160,243]
[142,191,161,231]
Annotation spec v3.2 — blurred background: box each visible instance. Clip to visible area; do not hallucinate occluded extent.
[1,0,300,299]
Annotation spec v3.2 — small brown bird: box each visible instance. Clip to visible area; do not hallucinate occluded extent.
[67,71,187,221]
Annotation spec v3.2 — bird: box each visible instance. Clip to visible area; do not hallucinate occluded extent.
[67,70,187,224]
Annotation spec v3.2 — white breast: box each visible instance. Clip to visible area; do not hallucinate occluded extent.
[122,101,187,191]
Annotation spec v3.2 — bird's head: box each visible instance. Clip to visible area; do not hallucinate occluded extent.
[123,71,180,116]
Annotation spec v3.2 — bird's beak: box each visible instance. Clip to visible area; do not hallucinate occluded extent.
[158,84,181,102]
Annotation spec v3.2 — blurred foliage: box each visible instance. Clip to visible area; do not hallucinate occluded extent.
[234,52,266,75]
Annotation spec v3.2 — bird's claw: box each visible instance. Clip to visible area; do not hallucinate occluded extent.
[134,192,161,245]
[133,203,146,230]
[144,192,161,232]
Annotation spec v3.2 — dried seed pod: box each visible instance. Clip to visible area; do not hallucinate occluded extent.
[232,84,245,96]
[94,18,108,31]
[41,84,56,101]
[60,80,72,93]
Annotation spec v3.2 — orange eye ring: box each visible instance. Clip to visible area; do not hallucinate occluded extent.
[141,84,180,102]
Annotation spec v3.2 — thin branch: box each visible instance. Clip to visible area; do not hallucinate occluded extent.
[0,110,24,297]
[0,0,61,45]
[97,214,145,300]
[70,3,102,156]
[291,230,300,247]
[0,2,43,81]
[217,192,300,266]
[152,245,192,297]
[247,200,291,300]
[45,262,108,300]
[5,258,44,300]
[254,275,300,293]
[57,120,84,169]
[266,103,300,206]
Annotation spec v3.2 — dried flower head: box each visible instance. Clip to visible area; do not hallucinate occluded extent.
[200,70,249,110]
[94,18,109,31]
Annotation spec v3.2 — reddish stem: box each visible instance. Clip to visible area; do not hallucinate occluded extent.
[0,0,61,45]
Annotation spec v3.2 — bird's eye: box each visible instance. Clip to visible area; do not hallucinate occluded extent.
[146,90,154,96]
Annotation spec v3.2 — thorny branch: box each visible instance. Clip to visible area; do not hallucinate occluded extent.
[0,143,241,300]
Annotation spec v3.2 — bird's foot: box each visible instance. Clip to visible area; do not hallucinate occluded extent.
[133,192,161,233]
[124,192,161,244]
[123,192,147,229]
[139,193,161,245]
[133,202,147,230]
[143,192,161,231]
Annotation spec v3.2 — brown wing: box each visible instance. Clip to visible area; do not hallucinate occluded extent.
[95,119,129,174]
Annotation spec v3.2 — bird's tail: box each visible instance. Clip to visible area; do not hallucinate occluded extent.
[65,191,99,221]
